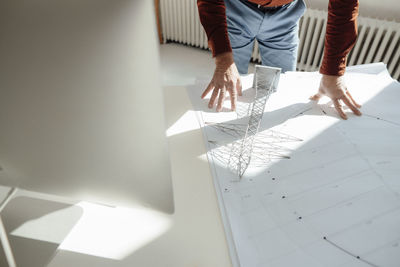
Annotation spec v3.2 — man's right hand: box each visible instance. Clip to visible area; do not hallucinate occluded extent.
[201,52,242,112]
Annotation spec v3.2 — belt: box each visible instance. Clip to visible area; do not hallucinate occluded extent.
[247,0,295,13]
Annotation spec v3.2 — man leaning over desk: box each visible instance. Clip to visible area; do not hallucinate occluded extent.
[197,0,362,120]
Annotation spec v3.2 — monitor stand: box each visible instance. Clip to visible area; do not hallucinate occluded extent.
[0,187,18,267]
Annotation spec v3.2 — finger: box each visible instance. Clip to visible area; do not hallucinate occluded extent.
[201,81,214,99]
[345,90,362,108]
[226,81,236,111]
[310,93,322,101]
[237,78,242,96]
[228,86,237,111]
[208,88,219,109]
[217,86,226,112]
[333,99,347,120]
[341,95,362,116]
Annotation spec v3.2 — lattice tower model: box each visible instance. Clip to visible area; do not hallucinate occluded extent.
[228,66,281,178]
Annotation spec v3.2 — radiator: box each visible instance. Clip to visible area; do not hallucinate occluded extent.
[160,0,400,80]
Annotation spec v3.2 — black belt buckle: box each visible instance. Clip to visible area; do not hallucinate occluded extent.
[256,0,294,13]
[257,4,280,13]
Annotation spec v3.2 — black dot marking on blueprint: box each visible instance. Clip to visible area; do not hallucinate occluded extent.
[323,236,380,267]
[364,113,400,126]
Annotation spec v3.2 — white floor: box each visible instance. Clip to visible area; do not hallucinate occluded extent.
[160,43,214,86]
[160,43,256,87]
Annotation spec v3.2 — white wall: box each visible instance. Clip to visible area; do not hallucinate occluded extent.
[305,0,400,22]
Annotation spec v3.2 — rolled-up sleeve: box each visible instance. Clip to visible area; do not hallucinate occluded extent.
[197,0,232,57]
[320,0,359,76]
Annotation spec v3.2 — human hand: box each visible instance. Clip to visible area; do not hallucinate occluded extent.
[310,74,362,120]
[201,52,242,112]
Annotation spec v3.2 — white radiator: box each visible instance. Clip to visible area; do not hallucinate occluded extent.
[160,0,400,80]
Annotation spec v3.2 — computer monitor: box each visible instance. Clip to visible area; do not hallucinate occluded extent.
[0,0,174,213]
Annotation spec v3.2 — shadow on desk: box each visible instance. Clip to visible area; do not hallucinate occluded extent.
[0,197,82,267]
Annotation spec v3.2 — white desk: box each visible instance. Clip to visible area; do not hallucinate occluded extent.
[0,85,232,267]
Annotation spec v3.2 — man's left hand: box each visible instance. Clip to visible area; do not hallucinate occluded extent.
[310,74,362,120]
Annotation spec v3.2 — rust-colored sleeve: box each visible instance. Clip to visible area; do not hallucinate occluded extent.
[197,0,232,57]
[320,0,359,76]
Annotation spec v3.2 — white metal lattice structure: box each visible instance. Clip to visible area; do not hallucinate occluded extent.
[227,66,281,178]
[159,0,400,80]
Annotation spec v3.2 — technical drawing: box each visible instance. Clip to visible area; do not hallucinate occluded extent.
[189,63,400,267]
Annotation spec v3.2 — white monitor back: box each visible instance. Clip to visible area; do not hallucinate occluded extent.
[0,0,174,213]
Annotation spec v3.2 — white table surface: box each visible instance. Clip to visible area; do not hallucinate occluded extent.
[0,85,232,267]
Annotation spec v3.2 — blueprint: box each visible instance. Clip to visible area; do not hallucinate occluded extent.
[187,63,400,267]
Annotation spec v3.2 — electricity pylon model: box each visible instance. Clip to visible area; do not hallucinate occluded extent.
[228,65,281,178]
